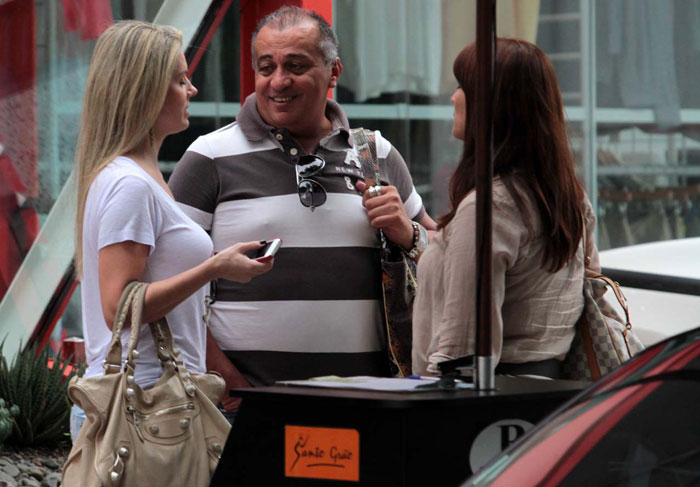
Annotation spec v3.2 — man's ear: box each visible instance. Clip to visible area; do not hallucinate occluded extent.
[329,58,342,88]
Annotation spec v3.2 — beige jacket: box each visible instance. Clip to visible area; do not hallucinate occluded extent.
[412,179,599,375]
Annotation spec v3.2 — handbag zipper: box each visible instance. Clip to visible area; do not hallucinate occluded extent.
[128,403,195,441]
[131,402,195,421]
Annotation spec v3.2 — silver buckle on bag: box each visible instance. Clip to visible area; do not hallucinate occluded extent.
[103,363,121,374]
[107,446,129,486]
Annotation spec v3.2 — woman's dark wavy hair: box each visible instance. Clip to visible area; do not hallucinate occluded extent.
[439,38,584,272]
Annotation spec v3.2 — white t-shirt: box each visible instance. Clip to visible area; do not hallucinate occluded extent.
[81,157,212,387]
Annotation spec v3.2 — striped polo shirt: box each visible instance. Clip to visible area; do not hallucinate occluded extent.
[169,94,425,386]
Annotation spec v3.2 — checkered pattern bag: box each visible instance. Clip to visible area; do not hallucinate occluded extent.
[562,273,645,381]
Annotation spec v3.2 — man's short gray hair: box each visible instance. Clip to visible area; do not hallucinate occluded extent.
[251,6,339,68]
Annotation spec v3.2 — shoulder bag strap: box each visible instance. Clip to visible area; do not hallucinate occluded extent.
[585,273,632,328]
[350,128,380,187]
[122,282,148,373]
[351,128,388,250]
[579,213,602,379]
[103,281,182,375]
[582,213,630,326]
[145,306,198,395]
[103,281,142,374]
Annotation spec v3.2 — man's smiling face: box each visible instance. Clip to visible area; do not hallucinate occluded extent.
[253,21,339,138]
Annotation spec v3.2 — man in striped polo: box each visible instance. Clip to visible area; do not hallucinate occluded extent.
[169,6,436,411]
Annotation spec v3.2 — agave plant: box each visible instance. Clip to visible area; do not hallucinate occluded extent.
[0,398,19,449]
[0,342,82,445]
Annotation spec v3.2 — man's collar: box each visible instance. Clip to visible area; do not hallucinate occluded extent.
[237,93,351,147]
[325,97,351,134]
[236,94,271,141]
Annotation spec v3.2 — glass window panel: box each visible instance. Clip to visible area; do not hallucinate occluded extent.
[7,0,700,353]
[0,0,104,341]
[160,2,241,178]
[0,0,217,356]
[595,0,700,248]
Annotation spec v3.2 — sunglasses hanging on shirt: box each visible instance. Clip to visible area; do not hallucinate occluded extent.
[295,154,327,211]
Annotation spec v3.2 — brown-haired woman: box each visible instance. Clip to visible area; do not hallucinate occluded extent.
[412,38,599,378]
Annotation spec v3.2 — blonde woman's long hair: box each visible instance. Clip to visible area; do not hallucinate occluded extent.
[75,20,182,277]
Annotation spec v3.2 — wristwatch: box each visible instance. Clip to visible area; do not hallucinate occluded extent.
[406,222,428,259]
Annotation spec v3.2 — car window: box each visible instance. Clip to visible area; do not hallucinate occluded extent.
[561,377,700,487]
[466,345,700,487]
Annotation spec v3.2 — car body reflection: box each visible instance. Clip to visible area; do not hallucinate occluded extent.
[462,326,700,486]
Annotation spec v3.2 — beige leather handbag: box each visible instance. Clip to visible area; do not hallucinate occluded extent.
[62,282,231,487]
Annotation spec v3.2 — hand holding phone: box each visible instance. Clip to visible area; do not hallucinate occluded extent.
[246,238,282,262]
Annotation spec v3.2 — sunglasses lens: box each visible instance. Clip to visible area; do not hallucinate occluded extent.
[298,179,327,208]
[296,155,325,178]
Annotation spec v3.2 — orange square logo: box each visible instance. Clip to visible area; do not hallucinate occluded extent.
[284,425,360,482]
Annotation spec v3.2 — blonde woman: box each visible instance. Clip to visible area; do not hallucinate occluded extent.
[72,20,272,439]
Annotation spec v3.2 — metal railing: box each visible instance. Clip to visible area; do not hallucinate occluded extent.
[601,268,700,297]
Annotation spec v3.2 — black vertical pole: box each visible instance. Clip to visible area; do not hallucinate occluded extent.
[475,0,496,390]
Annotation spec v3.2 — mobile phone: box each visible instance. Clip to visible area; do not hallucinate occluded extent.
[246,238,282,261]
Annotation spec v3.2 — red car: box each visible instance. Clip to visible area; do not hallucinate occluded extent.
[463,325,700,486]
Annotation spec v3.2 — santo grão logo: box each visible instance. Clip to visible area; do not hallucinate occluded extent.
[284,425,360,482]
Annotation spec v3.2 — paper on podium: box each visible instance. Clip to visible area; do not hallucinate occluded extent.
[276,375,473,392]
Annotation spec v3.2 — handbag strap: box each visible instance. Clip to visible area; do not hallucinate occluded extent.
[350,128,380,187]
[350,128,388,250]
[103,281,185,376]
[123,282,149,368]
[586,273,632,329]
[579,209,631,325]
[103,281,143,374]
[577,215,632,380]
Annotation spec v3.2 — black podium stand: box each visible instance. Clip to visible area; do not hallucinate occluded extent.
[210,376,585,486]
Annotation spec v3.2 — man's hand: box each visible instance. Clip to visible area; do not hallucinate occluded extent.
[206,330,251,412]
[356,181,414,249]
[219,363,251,412]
